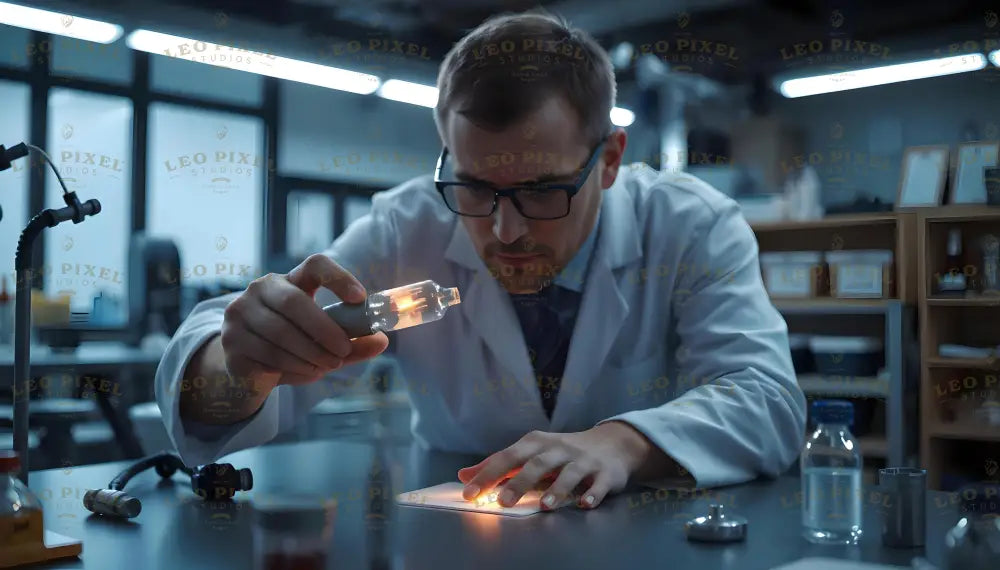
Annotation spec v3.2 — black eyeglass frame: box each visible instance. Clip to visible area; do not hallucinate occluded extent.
[433,134,611,220]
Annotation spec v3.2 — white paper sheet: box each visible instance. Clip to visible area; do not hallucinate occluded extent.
[770,558,910,570]
[395,482,574,518]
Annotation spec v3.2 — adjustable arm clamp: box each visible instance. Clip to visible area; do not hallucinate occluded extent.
[83,452,253,519]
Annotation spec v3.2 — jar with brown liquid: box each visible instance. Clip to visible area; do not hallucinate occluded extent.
[0,451,45,564]
[252,494,336,570]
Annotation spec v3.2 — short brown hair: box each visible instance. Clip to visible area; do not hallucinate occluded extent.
[434,8,616,148]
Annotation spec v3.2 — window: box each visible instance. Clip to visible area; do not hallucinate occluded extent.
[0,81,31,292]
[278,81,438,186]
[0,25,30,68]
[44,89,133,322]
[151,55,263,107]
[343,194,372,232]
[52,36,132,85]
[286,191,334,259]
[147,103,264,288]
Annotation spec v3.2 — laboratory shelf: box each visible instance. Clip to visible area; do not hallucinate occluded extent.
[925,357,1000,370]
[772,298,890,315]
[927,422,1000,442]
[752,212,918,471]
[926,297,1000,307]
[797,374,890,399]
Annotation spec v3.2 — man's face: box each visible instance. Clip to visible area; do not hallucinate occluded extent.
[442,97,626,294]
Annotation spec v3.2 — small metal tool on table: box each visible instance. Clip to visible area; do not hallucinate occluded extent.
[684,504,748,542]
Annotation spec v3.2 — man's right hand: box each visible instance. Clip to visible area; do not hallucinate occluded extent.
[223,253,389,390]
[181,254,389,425]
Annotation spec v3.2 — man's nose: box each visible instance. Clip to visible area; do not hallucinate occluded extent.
[493,197,528,244]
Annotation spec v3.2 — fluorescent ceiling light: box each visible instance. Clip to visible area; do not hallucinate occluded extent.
[779,53,988,98]
[611,107,635,127]
[991,49,999,68]
[0,1,122,43]
[377,79,439,108]
[376,80,638,128]
[126,29,380,94]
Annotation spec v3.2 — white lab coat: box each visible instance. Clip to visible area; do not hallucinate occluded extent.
[154,164,807,488]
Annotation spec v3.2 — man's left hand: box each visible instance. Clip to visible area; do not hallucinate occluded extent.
[457,421,657,510]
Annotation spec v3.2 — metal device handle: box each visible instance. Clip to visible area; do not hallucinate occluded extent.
[323,298,375,338]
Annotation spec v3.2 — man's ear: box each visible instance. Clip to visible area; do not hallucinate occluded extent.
[600,128,628,189]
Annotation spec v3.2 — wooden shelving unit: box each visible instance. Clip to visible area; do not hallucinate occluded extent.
[917,206,1000,490]
[752,212,919,469]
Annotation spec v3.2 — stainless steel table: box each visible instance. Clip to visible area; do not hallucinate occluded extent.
[22,439,959,570]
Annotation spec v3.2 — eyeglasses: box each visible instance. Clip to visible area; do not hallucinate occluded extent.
[433,135,609,220]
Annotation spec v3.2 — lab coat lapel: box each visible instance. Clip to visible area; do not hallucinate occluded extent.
[552,184,643,429]
[444,222,536,394]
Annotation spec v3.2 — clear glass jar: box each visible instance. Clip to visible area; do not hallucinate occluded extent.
[800,400,863,545]
[1,451,45,553]
[252,494,336,570]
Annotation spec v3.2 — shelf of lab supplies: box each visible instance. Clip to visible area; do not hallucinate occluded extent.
[797,374,890,398]
[752,211,917,305]
[772,298,892,315]
[918,207,1000,489]
[752,213,918,471]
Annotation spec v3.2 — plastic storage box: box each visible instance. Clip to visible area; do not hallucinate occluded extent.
[826,249,894,298]
[809,336,884,377]
[759,252,825,298]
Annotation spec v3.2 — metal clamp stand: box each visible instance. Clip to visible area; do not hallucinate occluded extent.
[1,141,102,485]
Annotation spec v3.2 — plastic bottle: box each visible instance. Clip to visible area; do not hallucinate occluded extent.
[0,450,45,557]
[800,399,863,545]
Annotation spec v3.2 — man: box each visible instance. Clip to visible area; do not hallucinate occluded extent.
[155,9,806,511]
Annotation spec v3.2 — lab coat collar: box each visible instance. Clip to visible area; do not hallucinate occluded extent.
[443,175,642,426]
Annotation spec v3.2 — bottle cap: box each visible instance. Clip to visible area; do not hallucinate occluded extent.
[0,450,20,473]
[812,399,854,426]
[441,287,461,308]
[684,504,747,542]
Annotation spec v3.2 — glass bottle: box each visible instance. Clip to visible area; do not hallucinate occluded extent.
[800,400,863,545]
[0,450,45,554]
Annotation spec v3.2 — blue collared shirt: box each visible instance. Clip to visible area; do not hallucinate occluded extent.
[553,210,600,292]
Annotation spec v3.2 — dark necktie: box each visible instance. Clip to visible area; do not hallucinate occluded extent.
[510,286,582,419]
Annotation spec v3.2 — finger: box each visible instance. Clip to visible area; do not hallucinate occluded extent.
[241,302,344,370]
[462,439,543,501]
[459,464,519,485]
[576,472,614,510]
[256,277,353,358]
[341,333,390,366]
[287,254,367,303]
[539,461,594,511]
[500,450,571,508]
[223,321,324,377]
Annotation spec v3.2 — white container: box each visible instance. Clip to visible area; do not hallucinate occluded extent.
[760,252,823,298]
[826,249,893,298]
